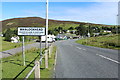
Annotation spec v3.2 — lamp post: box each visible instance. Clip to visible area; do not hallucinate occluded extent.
[116,14,118,34]
[116,1,120,34]
[45,0,48,48]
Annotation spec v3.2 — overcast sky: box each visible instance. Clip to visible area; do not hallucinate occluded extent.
[1,1,118,25]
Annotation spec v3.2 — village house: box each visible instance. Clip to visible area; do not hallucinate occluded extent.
[11,36,20,43]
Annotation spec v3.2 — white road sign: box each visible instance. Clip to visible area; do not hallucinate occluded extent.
[18,27,45,36]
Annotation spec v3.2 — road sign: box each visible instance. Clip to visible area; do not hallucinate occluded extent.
[18,27,45,36]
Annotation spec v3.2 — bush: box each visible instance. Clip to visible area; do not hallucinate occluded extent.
[4,28,13,41]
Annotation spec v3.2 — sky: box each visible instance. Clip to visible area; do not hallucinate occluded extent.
[1,0,119,2]
[1,1,118,25]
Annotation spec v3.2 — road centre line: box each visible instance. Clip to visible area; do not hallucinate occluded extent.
[76,47,82,50]
[83,49,86,50]
[76,47,86,51]
[96,54,119,64]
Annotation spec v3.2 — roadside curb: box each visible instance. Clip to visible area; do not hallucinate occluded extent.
[53,47,57,78]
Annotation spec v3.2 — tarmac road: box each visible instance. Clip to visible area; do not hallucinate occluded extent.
[54,39,119,79]
[0,42,51,58]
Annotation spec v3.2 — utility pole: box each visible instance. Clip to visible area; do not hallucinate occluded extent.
[117,1,120,34]
[45,0,48,48]
[116,14,118,34]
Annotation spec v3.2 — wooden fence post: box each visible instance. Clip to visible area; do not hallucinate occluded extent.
[49,46,51,58]
[35,61,40,80]
[45,50,48,68]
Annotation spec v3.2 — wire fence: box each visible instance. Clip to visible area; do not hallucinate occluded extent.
[24,44,54,80]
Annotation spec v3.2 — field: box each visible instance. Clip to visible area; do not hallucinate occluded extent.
[0,37,34,51]
[76,34,120,49]
[2,46,56,79]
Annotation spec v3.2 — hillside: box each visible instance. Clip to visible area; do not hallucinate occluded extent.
[1,17,114,32]
[76,34,120,49]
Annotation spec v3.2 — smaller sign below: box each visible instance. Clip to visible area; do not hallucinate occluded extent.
[18,27,45,36]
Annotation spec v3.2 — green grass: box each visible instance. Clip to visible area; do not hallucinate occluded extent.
[76,34,120,49]
[40,46,56,78]
[2,46,56,79]
[1,37,34,51]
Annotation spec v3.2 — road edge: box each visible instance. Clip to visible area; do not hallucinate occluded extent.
[53,46,57,78]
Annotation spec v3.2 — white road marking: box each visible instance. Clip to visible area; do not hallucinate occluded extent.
[83,49,86,51]
[96,54,119,64]
[76,47,82,49]
[76,47,87,51]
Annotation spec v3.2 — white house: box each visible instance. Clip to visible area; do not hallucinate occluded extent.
[104,30,111,33]
[41,35,56,42]
[11,36,20,43]
[0,34,3,37]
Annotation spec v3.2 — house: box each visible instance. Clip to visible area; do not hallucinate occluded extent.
[104,30,111,33]
[11,36,20,43]
[0,34,3,37]
[41,35,56,42]
[93,33,100,37]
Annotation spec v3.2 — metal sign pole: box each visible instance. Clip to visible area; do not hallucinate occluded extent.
[39,36,42,64]
[22,36,25,66]
[40,36,42,57]
[39,36,42,63]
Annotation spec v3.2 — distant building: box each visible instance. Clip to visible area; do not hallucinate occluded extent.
[67,30,76,34]
[93,33,100,36]
[11,36,20,43]
[41,35,56,42]
[104,30,111,33]
[0,34,3,37]
[67,30,70,33]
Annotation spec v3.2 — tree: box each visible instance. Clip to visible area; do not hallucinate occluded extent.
[4,28,13,41]
[58,27,63,33]
[62,29,67,33]
[75,24,87,36]
[48,30,53,35]
[68,27,74,30]
[86,25,94,37]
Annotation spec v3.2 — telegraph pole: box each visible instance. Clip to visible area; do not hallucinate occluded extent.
[45,0,48,48]
[117,1,120,34]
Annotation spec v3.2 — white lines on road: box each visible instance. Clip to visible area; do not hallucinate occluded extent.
[83,49,86,51]
[96,54,119,64]
[76,47,82,49]
[76,47,86,51]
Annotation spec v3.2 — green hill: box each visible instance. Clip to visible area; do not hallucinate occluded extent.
[1,17,115,32]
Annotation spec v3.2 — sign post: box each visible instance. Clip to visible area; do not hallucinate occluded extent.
[18,27,45,66]
[39,36,42,64]
[22,36,25,66]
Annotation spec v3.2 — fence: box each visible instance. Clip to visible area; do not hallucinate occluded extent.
[24,44,54,80]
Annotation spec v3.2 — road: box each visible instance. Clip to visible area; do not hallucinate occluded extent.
[0,42,51,59]
[54,39,119,78]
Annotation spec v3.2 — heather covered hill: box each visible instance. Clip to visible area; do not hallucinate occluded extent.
[1,17,115,32]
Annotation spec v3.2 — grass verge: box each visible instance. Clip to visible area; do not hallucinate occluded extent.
[2,46,56,79]
[1,37,34,51]
[76,34,120,49]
